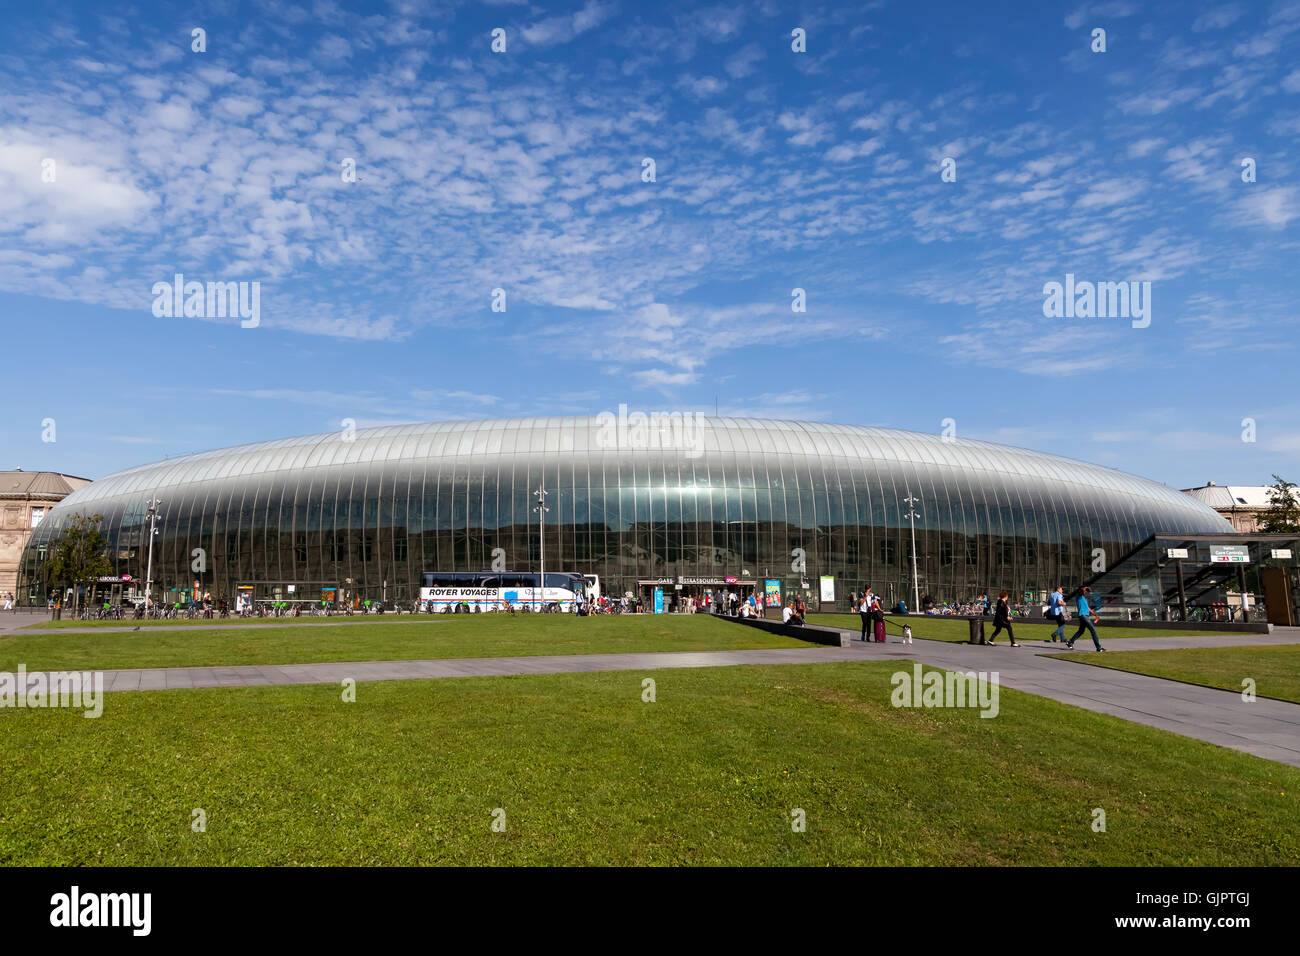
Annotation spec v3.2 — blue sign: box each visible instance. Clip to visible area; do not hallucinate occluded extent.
[653,588,664,614]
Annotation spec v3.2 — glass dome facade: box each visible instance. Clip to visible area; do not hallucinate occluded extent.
[16,416,1231,607]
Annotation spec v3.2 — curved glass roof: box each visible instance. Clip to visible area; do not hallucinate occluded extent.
[56,416,1226,525]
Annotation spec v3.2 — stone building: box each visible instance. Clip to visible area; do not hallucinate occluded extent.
[1180,482,1277,533]
[0,470,92,599]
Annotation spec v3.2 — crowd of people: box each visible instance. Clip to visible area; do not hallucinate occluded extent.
[975,585,1104,650]
[838,584,1107,650]
[16,582,1108,646]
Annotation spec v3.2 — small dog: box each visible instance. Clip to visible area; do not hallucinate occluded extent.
[901,624,913,645]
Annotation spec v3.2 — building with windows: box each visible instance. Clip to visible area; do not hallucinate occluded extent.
[17,417,1232,610]
[1,469,92,598]
[1180,483,1279,533]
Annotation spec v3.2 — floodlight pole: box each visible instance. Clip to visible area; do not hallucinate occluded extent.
[143,497,161,606]
[533,487,549,611]
[903,494,920,613]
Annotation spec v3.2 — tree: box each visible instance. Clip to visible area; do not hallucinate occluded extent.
[1260,475,1300,535]
[43,513,113,614]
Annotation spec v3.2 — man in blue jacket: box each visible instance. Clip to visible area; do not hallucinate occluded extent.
[1066,586,1104,651]
[1048,586,1068,642]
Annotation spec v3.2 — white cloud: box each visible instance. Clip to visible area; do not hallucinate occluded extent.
[521,0,616,47]
[1235,186,1299,229]
[723,43,764,78]
[1193,5,1245,31]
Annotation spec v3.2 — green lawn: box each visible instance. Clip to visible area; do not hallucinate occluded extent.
[807,613,1223,643]
[0,614,809,672]
[29,616,359,629]
[1,661,1295,866]
[1049,644,1300,705]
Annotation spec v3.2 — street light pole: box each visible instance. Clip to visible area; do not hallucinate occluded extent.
[143,497,161,607]
[533,487,548,611]
[903,494,920,613]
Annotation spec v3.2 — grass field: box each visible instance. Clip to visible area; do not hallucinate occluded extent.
[806,613,1224,643]
[29,616,356,629]
[1,660,1295,866]
[1049,644,1300,705]
[0,614,809,672]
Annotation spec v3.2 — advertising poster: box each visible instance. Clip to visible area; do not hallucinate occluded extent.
[819,575,835,603]
[765,579,781,608]
[653,588,664,614]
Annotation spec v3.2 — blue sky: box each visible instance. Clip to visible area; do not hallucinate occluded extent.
[1,0,1297,489]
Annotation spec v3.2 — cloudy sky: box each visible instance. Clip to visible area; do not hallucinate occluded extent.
[1,0,1297,488]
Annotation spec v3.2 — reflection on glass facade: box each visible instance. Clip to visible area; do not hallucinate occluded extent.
[16,417,1232,607]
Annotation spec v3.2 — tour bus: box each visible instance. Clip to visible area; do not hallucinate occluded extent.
[419,571,591,611]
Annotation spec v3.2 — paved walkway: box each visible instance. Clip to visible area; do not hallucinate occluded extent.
[0,612,55,634]
[11,625,1300,767]
[92,647,855,691]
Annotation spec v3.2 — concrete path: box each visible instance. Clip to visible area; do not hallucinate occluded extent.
[90,647,859,692]
[9,625,1300,767]
[0,612,54,634]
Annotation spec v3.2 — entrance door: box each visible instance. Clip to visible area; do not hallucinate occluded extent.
[1261,567,1294,626]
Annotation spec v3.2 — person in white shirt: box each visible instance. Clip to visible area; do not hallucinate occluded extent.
[858,589,875,641]
[782,603,794,623]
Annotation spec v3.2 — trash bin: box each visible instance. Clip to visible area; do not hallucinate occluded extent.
[968,617,985,644]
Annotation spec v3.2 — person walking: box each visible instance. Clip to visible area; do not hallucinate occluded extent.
[1066,586,1104,651]
[987,590,1020,646]
[1048,585,1068,642]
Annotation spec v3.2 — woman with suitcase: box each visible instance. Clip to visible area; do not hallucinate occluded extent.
[873,595,887,642]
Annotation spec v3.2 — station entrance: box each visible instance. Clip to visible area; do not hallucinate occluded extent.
[637,577,759,613]
[1081,533,1300,624]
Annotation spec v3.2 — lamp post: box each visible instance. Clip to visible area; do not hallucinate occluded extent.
[533,487,548,611]
[143,497,161,607]
[903,494,920,613]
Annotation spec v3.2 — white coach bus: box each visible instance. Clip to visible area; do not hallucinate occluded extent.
[419,571,591,611]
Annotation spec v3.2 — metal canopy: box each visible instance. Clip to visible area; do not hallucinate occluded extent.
[1080,533,1300,624]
